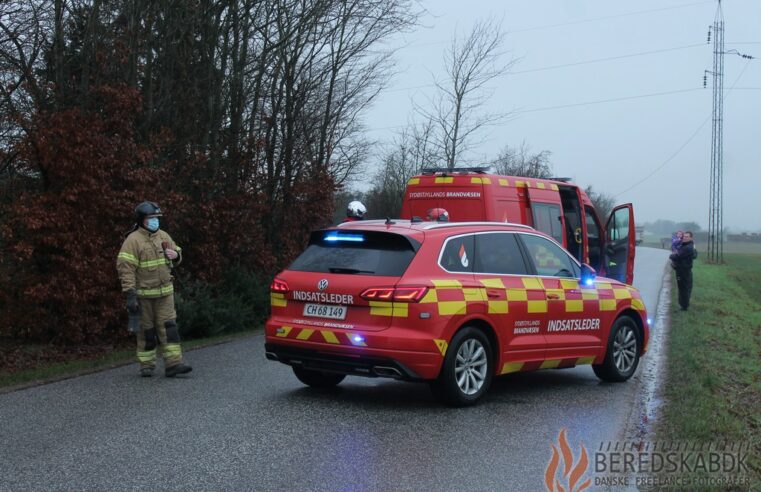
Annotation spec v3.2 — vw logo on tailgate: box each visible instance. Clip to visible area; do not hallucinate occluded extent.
[317,279,329,291]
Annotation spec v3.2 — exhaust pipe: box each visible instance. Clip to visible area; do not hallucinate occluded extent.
[265,351,279,361]
[374,366,402,378]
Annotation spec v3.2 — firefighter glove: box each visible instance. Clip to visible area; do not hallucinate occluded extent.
[125,290,139,314]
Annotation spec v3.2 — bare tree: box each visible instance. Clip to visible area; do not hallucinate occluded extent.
[418,18,513,170]
[492,141,553,178]
[584,185,616,221]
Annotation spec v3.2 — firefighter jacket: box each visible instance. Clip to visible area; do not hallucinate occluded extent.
[117,228,182,298]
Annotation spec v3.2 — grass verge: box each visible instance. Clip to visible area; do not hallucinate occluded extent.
[0,328,260,392]
[659,254,761,487]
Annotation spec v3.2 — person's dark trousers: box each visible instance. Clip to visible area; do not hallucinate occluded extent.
[675,267,693,310]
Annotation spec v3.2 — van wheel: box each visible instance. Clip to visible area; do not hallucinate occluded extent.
[430,326,493,406]
[593,316,640,382]
[292,367,346,388]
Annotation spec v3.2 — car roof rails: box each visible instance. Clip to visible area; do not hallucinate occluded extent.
[420,166,491,175]
[548,177,572,183]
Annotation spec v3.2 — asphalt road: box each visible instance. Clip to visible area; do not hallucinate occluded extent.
[0,247,670,492]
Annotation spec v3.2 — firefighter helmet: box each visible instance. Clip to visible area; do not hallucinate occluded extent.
[134,201,163,222]
[427,208,449,222]
[346,200,366,219]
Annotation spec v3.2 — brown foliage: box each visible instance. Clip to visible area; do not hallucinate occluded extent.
[0,86,160,343]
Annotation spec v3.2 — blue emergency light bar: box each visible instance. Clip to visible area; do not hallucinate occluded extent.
[324,233,364,242]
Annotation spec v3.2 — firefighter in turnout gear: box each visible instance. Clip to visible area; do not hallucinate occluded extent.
[117,201,192,377]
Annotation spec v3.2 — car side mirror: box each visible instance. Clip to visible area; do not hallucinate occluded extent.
[580,263,596,286]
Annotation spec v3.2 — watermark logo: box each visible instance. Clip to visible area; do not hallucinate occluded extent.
[544,428,591,492]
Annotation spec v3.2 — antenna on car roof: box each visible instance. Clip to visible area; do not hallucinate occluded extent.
[420,166,491,175]
[385,217,396,225]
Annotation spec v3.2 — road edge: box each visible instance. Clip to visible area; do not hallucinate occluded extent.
[617,262,672,485]
[0,329,262,395]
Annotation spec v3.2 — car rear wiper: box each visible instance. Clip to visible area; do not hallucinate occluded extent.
[328,267,375,274]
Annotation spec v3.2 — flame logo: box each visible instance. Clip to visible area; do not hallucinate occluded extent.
[544,429,591,492]
[459,244,469,267]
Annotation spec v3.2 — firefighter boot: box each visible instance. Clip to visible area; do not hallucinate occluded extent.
[165,363,192,378]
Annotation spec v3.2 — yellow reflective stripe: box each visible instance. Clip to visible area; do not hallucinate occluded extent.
[118,252,139,265]
[137,350,156,362]
[137,284,174,296]
[138,258,170,268]
[163,344,182,358]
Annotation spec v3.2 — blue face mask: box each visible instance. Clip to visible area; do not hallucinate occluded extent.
[145,217,159,232]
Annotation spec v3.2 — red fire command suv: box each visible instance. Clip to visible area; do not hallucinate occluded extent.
[265,220,649,406]
[401,167,636,285]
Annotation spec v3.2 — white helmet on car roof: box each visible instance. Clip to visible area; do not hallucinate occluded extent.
[347,200,367,219]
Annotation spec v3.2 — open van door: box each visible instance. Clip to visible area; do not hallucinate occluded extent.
[604,204,636,284]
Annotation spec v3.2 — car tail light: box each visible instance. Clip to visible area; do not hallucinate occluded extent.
[270,278,289,293]
[360,286,428,303]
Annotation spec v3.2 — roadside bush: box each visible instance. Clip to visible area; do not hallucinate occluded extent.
[175,267,272,339]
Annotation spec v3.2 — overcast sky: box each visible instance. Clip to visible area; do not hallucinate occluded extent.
[360,0,760,232]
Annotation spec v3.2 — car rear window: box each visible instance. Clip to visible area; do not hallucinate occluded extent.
[288,230,419,276]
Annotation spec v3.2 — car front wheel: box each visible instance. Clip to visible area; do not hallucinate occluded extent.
[593,315,640,382]
[430,326,494,406]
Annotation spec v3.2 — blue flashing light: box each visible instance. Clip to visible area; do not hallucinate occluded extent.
[352,335,365,344]
[647,318,653,326]
[583,277,595,287]
[324,233,364,242]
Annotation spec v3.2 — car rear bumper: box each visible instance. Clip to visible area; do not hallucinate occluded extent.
[264,321,445,380]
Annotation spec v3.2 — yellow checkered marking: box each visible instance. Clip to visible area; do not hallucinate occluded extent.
[527,300,548,313]
[550,183,559,191]
[540,359,561,369]
[631,298,646,311]
[565,300,584,312]
[463,288,487,302]
[369,301,409,317]
[275,326,292,337]
[321,330,340,344]
[296,329,314,340]
[438,301,466,315]
[488,301,509,314]
[536,182,546,189]
[507,288,528,301]
[522,277,543,290]
[479,278,505,289]
[599,299,617,311]
[501,362,525,374]
[577,356,596,365]
[470,177,492,184]
[432,279,461,289]
[435,176,454,184]
[498,178,509,186]
[614,289,632,299]
[270,293,287,307]
[515,180,526,188]
[408,177,420,185]
[434,339,448,356]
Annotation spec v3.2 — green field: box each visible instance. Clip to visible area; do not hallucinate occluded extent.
[659,254,761,487]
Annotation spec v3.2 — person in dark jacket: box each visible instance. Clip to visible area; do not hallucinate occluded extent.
[669,231,697,310]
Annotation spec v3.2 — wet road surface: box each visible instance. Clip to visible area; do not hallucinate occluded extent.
[0,247,670,491]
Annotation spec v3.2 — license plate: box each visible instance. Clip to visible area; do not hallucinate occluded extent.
[303,303,347,320]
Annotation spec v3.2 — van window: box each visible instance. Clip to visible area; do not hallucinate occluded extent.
[289,231,417,276]
[531,203,563,244]
[474,233,528,275]
[518,234,579,278]
[439,235,474,273]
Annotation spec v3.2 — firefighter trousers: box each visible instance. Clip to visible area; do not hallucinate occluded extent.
[136,293,183,368]
[675,267,693,310]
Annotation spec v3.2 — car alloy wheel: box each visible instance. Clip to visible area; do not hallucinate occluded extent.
[612,324,637,373]
[454,338,488,395]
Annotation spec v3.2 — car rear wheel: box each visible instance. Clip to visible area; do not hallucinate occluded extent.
[292,367,346,388]
[430,326,494,406]
[593,315,640,382]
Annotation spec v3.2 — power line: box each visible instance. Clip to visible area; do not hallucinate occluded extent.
[384,43,705,94]
[394,2,712,52]
[510,1,713,34]
[613,60,752,199]
[510,44,704,75]
[367,87,705,132]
